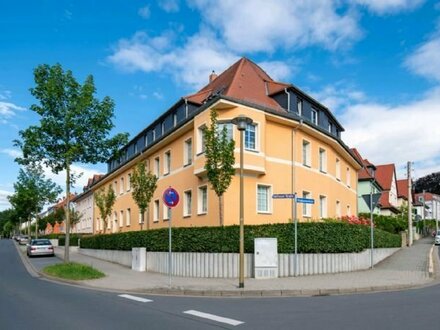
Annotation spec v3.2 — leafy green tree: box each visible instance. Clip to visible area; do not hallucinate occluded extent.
[204,109,236,226]
[130,161,158,230]
[14,64,128,262]
[94,185,116,234]
[414,172,440,194]
[8,165,61,238]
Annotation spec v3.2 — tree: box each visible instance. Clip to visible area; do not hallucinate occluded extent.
[130,161,158,230]
[204,109,236,226]
[94,185,116,234]
[8,165,61,238]
[14,64,128,262]
[414,172,440,194]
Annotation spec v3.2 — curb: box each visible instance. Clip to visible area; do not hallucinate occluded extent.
[428,244,434,277]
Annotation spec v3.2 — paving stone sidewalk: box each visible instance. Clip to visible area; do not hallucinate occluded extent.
[23,237,439,297]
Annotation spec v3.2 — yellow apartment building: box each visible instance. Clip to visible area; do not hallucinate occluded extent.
[91,58,362,234]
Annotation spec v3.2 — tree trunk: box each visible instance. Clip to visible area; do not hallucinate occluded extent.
[141,211,145,231]
[146,206,150,230]
[219,195,224,226]
[35,216,38,239]
[64,164,71,263]
[27,216,31,238]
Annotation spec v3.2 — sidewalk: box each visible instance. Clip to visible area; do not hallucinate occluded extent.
[23,237,439,297]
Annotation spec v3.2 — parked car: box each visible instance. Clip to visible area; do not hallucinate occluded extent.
[435,231,440,246]
[18,235,29,245]
[26,239,54,257]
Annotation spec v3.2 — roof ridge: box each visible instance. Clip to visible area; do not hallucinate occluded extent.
[224,57,247,95]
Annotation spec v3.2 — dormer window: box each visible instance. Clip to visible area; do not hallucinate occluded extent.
[311,108,318,125]
[297,98,303,116]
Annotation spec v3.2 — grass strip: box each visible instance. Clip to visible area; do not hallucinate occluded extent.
[43,262,105,280]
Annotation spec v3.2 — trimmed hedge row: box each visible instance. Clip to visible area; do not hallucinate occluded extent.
[359,213,407,234]
[41,234,85,246]
[80,223,401,253]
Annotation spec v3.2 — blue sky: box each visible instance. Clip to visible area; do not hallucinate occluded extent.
[2,0,440,210]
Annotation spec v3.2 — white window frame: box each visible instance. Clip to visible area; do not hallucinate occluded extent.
[183,190,192,217]
[297,98,303,116]
[257,184,272,214]
[311,108,318,125]
[336,200,341,218]
[126,208,131,226]
[347,204,351,216]
[153,200,160,222]
[336,158,341,181]
[120,177,124,194]
[164,150,171,175]
[197,124,206,154]
[319,195,327,219]
[184,138,193,166]
[198,185,208,215]
[218,122,233,141]
[163,204,170,220]
[346,167,351,187]
[154,157,160,177]
[302,140,311,167]
[127,173,131,191]
[119,210,124,227]
[113,181,117,194]
[328,122,333,133]
[245,123,257,151]
[302,191,312,217]
[319,148,327,173]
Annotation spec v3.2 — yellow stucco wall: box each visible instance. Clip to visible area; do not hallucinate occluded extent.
[92,99,360,233]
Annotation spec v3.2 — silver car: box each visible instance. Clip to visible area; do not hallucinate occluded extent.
[27,239,55,257]
[435,231,440,246]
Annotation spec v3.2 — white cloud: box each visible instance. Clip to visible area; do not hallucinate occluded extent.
[341,87,440,177]
[0,102,25,118]
[352,0,425,14]
[189,0,362,52]
[0,189,12,211]
[405,35,440,81]
[158,0,180,12]
[258,61,293,82]
[309,83,366,112]
[138,5,151,19]
[0,148,21,159]
[0,90,11,100]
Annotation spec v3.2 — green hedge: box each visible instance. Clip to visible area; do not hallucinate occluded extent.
[359,213,407,234]
[80,223,401,253]
[40,234,86,246]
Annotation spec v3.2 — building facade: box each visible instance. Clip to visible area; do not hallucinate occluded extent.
[91,58,361,233]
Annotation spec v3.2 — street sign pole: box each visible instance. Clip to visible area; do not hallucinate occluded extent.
[370,184,374,269]
[294,194,298,277]
[168,207,172,287]
[163,187,180,289]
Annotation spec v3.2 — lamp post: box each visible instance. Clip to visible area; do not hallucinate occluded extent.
[231,114,253,288]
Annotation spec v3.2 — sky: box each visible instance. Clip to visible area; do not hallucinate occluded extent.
[1,0,440,211]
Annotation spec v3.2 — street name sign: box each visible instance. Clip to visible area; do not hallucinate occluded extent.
[296,197,315,204]
[272,194,296,199]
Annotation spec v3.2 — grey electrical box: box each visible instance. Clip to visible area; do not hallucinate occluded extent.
[254,238,278,279]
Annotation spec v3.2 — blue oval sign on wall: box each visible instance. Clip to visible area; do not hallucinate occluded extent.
[163,187,180,208]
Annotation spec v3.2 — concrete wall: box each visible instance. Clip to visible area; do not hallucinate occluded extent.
[79,247,399,278]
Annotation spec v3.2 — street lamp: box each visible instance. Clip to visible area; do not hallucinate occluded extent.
[231,114,253,288]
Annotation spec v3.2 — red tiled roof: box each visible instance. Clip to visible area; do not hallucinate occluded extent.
[185,57,290,111]
[397,179,409,199]
[375,164,396,191]
[350,148,376,181]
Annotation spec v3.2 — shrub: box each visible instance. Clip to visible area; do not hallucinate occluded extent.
[80,222,401,253]
[359,213,407,234]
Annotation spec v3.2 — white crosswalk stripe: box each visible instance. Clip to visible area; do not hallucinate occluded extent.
[183,310,244,326]
[118,294,153,303]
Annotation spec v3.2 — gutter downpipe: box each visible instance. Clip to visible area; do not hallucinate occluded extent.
[292,118,303,276]
[284,88,291,112]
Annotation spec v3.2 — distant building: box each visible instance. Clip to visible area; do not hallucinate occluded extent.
[414,192,440,221]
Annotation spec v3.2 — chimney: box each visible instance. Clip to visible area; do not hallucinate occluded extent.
[209,70,217,83]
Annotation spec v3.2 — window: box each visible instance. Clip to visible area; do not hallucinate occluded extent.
[144,135,148,147]
[328,122,333,133]
[319,148,327,173]
[126,208,131,226]
[302,191,312,217]
[138,211,143,224]
[319,195,327,219]
[257,185,271,213]
[113,212,118,227]
[218,123,233,141]
[154,157,160,177]
[153,200,160,222]
[113,181,117,193]
[245,123,257,150]
[164,150,171,175]
[163,204,170,220]
[119,210,124,227]
[346,167,351,187]
[297,98,303,115]
[336,200,341,218]
[134,143,138,154]
[311,108,318,125]
[198,125,206,154]
[127,173,131,191]
[302,140,311,167]
[198,186,208,214]
[184,138,193,166]
[120,177,124,194]
[184,190,192,216]
[336,158,341,180]
[347,205,351,216]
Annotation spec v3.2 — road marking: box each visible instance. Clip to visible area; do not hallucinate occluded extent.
[118,294,153,303]
[183,310,244,326]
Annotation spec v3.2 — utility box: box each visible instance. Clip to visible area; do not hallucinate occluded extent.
[254,238,278,279]
[131,247,146,272]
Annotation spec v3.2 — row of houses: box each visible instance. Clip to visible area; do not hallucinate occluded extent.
[40,58,439,235]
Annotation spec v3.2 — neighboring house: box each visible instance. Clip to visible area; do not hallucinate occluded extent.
[44,194,76,234]
[414,192,440,221]
[71,174,102,234]
[351,148,382,215]
[396,179,410,208]
[91,57,362,233]
[375,164,400,215]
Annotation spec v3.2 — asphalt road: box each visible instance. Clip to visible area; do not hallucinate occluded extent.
[1,239,440,330]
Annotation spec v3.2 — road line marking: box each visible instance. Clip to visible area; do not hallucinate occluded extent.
[183,310,244,326]
[118,294,153,303]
